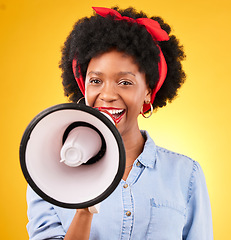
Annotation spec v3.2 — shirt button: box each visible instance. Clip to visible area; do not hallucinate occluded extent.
[126,211,131,216]
[136,161,141,167]
[123,184,128,188]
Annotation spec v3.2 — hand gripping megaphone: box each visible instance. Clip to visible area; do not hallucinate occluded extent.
[19,103,125,212]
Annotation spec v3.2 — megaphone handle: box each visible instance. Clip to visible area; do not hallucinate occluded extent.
[88,203,100,214]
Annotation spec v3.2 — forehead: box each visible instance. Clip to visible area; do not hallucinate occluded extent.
[87,50,140,73]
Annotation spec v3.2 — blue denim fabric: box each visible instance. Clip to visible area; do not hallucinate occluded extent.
[26,131,213,239]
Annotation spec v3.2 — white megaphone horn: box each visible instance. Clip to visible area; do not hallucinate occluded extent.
[19,103,126,212]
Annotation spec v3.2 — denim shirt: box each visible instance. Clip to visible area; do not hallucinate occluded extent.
[26,131,213,239]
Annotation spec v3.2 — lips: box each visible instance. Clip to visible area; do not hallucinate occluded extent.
[95,107,125,124]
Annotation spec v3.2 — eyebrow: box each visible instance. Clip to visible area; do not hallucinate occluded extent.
[87,71,103,76]
[87,71,135,77]
[117,71,136,77]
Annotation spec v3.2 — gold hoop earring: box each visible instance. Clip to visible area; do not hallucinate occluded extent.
[77,97,85,104]
[141,102,153,118]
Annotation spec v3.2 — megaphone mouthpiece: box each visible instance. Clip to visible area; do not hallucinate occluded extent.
[60,126,102,167]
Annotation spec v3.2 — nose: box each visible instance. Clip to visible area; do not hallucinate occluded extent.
[99,83,118,102]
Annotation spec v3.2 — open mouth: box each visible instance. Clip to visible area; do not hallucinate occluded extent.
[95,107,125,124]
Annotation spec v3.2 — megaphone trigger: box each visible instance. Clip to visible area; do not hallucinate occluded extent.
[88,203,101,214]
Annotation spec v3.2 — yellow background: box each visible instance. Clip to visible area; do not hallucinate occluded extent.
[0,0,230,239]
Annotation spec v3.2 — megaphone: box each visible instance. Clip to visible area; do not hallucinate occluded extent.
[20,103,125,210]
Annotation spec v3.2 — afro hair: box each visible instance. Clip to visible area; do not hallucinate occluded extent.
[59,6,186,112]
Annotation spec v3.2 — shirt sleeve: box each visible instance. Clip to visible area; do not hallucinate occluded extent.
[26,185,65,240]
[183,161,213,239]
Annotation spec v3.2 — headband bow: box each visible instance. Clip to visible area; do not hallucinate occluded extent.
[72,7,169,112]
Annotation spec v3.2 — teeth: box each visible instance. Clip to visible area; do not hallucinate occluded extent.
[107,109,124,115]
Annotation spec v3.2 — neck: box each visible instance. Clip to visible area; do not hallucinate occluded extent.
[121,127,145,166]
[120,126,145,181]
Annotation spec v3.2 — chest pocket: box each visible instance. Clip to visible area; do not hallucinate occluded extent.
[146,198,186,240]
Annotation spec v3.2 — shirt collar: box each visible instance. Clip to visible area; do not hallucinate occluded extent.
[137,130,157,169]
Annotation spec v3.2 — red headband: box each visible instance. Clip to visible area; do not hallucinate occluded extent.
[72,7,169,112]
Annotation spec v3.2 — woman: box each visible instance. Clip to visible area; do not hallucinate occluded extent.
[26,6,213,239]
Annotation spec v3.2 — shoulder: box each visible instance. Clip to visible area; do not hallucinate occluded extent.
[156,146,195,169]
[155,145,204,177]
[155,145,207,202]
[141,130,198,174]
[156,145,202,183]
[142,130,202,175]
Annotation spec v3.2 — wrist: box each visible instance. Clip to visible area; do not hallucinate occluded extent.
[77,208,93,217]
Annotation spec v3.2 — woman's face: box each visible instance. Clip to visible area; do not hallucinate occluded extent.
[85,50,151,137]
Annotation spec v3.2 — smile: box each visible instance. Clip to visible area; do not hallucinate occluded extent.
[95,107,125,124]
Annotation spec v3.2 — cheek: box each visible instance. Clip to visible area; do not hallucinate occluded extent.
[85,87,96,107]
[124,95,144,116]
[126,90,146,108]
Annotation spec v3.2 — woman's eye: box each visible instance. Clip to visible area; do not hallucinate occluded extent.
[119,80,133,86]
[89,79,101,84]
